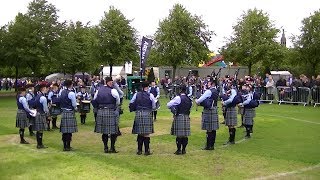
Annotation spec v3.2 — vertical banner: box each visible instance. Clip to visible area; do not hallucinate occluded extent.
[140,36,153,77]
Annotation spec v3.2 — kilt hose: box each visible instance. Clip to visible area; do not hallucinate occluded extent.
[132,110,154,135]
[16,109,29,129]
[225,106,238,127]
[60,110,78,133]
[94,108,118,134]
[201,107,219,131]
[34,113,47,131]
[171,114,191,137]
[243,108,255,126]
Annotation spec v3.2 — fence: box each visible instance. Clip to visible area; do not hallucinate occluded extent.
[254,86,320,107]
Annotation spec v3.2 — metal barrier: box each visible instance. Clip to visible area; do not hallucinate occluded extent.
[311,87,320,107]
[254,86,276,104]
[276,86,311,106]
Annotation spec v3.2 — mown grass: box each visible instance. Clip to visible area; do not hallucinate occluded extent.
[0,96,319,179]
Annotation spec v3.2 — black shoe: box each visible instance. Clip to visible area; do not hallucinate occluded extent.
[63,148,70,151]
[202,146,214,150]
[104,149,109,153]
[237,125,244,128]
[174,150,182,155]
[245,135,251,139]
[181,150,186,154]
[109,149,118,153]
[29,132,35,136]
[144,151,152,156]
[136,151,142,155]
[20,139,30,144]
[223,141,235,145]
[37,145,48,149]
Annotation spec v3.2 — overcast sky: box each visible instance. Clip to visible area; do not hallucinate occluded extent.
[1,0,319,51]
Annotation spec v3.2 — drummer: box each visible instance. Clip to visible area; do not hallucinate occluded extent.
[77,85,91,124]
[148,81,160,121]
[47,83,61,129]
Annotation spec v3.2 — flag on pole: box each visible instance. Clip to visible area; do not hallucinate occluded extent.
[140,36,153,76]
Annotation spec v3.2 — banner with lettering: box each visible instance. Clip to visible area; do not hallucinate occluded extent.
[140,36,153,76]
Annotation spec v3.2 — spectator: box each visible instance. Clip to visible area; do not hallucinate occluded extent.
[265,75,275,101]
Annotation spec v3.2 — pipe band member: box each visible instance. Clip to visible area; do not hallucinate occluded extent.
[130,81,156,156]
[16,87,35,144]
[148,81,160,121]
[196,78,219,150]
[48,83,61,129]
[34,83,50,149]
[222,81,239,145]
[167,85,192,155]
[94,77,120,153]
[26,84,36,136]
[77,85,91,125]
[60,80,78,151]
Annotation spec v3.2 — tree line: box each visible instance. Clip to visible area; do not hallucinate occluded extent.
[0,0,319,79]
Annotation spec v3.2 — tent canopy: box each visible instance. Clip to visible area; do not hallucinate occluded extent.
[45,73,71,82]
[100,66,126,79]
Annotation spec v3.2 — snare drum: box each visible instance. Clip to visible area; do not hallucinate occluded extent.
[155,99,160,110]
[80,100,91,113]
[50,103,62,116]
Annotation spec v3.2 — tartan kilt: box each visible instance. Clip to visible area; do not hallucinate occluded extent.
[201,107,219,131]
[171,114,191,136]
[225,107,238,126]
[60,110,78,133]
[238,106,244,115]
[50,106,62,116]
[94,108,118,134]
[33,113,47,131]
[243,108,255,125]
[16,109,29,128]
[28,116,35,126]
[93,107,98,114]
[132,110,154,134]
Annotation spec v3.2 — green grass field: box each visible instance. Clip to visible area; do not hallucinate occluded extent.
[0,96,319,179]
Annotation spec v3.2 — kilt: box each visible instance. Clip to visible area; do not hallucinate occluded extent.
[33,113,47,131]
[201,107,219,131]
[60,110,78,133]
[225,107,238,126]
[238,106,244,115]
[132,110,154,134]
[171,114,190,136]
[93,107,98,114]
[16,109,29,128]
[243,108,255,125]
[29,117,35,126]
[94,108,118,134]
[50,106,61,116]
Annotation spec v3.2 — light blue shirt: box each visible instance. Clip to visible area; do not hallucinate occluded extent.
[25,92,34,101]
[68,91,78,109]
[187,86,193,97]
[223,89,237,105]
[39,96,49,113]
[19,96,32,113]
[196,88,212,104]
[241,92,252,106]
[130,91,156,109]
[113,82,124,98]
[167,96,181,108]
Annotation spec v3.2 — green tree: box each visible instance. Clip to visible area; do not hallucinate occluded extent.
[222,8,281,75]
[95,6,138,77]
[54,21,95,77]
[153,4,212,78]
[293,9,320,76]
